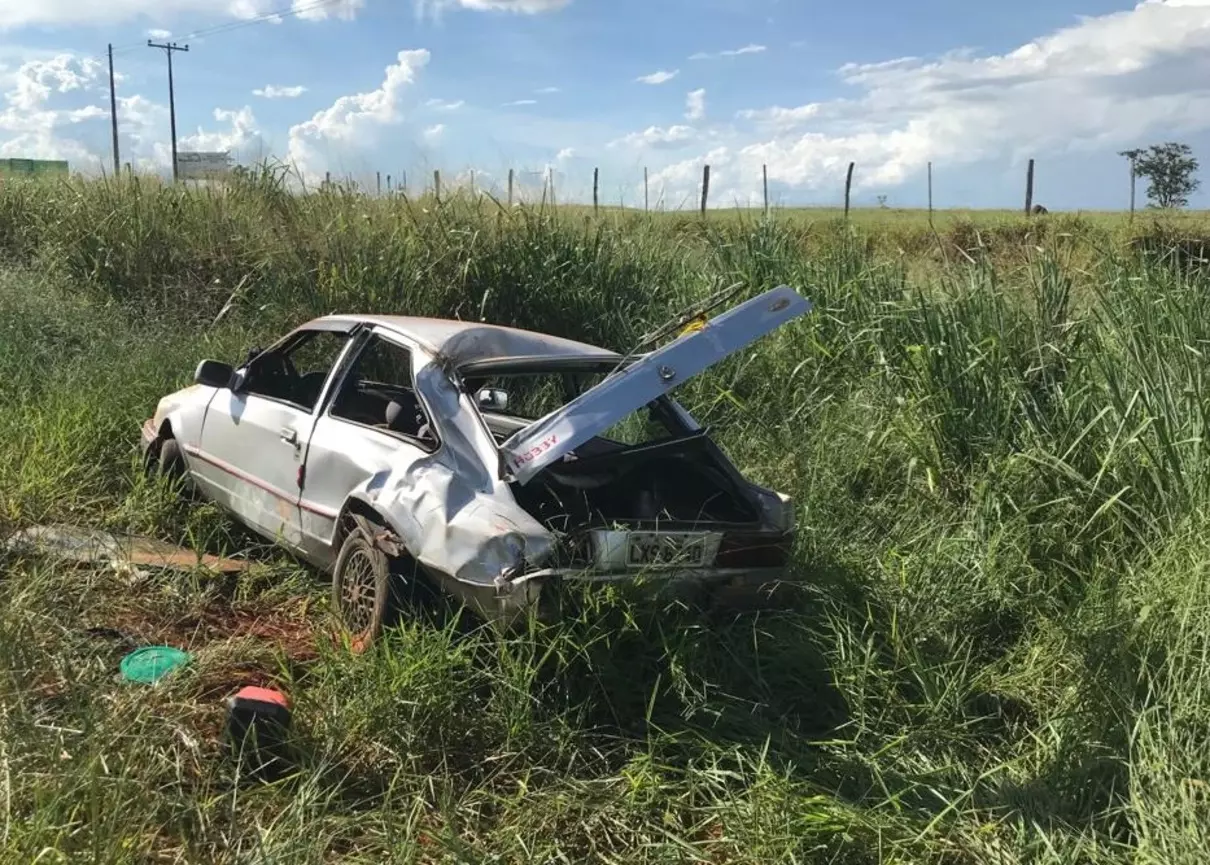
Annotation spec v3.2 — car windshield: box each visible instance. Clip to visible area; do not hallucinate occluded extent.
[465,366,683,447]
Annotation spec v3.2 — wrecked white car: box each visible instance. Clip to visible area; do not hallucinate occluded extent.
[140,285,812,645]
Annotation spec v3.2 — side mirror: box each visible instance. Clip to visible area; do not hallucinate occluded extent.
[477,387,510,413]
[194,359,235,389]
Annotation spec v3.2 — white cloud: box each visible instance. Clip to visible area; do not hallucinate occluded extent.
[253,84,307,99]
[423,123,445,141]
[556,147,574,160]
[179,106,265,160]
[0,49,270,177]
[425,98,465,110]
[685,88,706,122]
[652,0,1210,205]
[536,86,561,94]
[7,53,105,113]
[147,28,172,39]
[294,0,364,19]
[0,54,109,166]
[690,44,767,60]
[416,0,570,16]
[0,0,363,29]
[736,104,822,130]
[636,69,679,85]
[609,125,697,150]
[503,98,537,106]
[116,93,167,162]
[286,48,430,185]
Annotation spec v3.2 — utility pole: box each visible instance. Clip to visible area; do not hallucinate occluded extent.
[147,40,189,182]
[107,44,120,177]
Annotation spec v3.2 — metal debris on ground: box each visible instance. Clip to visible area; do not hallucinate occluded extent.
[5,524,250,575]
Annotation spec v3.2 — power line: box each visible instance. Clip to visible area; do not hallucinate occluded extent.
[108,0,345,58]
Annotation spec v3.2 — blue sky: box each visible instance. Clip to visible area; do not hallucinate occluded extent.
[1,0,1208,209]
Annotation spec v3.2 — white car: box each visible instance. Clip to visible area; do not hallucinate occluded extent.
[140,285,812,647]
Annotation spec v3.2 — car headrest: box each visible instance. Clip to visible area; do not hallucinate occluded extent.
[384,399,408,431]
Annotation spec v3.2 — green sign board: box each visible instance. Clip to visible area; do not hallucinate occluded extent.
[0,158,69,177]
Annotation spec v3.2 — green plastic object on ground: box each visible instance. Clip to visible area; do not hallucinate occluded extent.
[120,646,192,684]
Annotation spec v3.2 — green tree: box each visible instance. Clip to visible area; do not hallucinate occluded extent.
[1120,142,1200,209]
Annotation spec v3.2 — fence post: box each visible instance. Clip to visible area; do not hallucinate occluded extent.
[927,161,933,226]
[644,167,649,212]
[508,168,514,206]
[402,171,407,194]
[376,171,381,195]
[325,170,331,187]
[844,162,855,220]
[548,167,556,206]
[1025,158,1035,215]
[434,169,441,201]
[1128,157,1137,219]
[386,174,392,193]
[763,163,769,214]
[593,167,599,214]
[700,164,711,216]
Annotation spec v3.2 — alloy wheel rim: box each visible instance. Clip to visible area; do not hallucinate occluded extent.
[340,548,377,634]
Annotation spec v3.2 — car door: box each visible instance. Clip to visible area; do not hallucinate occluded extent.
[295,328,442,566]
[191,323,357,549]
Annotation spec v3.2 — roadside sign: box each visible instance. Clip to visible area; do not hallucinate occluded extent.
[178,151,232,180]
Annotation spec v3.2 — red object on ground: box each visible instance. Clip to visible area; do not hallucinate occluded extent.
[225,686,293,781]
[231,686,290,709]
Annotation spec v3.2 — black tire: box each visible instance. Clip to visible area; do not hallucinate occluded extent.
[157,437,185,479]
[331,525,395,653]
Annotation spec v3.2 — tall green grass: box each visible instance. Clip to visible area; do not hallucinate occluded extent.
[3,174,1210,862]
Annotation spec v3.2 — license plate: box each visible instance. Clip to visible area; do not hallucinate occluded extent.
[626,533,710,568]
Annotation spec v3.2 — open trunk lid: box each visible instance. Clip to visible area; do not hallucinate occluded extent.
[499,285,813,485]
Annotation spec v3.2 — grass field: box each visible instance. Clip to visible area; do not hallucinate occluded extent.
[3,171,1210,863]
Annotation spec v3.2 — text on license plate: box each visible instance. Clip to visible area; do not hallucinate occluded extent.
[626,533,711,568]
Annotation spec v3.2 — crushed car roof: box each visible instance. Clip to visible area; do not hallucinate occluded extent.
[314,314,621,367]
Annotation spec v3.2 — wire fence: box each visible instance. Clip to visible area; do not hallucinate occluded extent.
[295,155,1076,222]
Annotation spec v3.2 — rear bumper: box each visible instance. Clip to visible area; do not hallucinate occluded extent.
[507,565,785,587]
[472,565,792,630]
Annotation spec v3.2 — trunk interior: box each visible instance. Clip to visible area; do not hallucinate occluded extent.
[482,409,791,572]
[510,431,762,533]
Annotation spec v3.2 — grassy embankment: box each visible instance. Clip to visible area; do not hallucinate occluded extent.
[2,171,1210,862]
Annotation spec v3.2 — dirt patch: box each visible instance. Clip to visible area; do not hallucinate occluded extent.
[104,600,320,661]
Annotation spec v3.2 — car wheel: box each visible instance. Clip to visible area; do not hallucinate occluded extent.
[156,437,186,480]
[331,525,395,653]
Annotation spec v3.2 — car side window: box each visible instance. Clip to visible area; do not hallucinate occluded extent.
[244,330,350,412]
[330,335,438,447]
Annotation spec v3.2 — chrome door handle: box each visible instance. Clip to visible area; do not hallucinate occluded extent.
[280,427,298,445]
